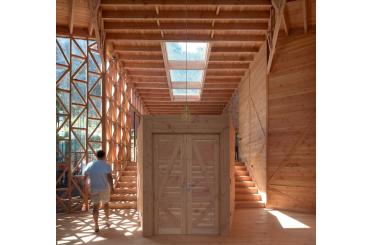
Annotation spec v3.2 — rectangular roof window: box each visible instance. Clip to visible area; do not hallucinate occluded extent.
[169,69,204,82]
[172,89,201,96]
[165,42,208,61]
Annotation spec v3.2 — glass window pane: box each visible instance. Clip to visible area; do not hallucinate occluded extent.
[170,69,203,82]
[172,89,201,96]
[165,42,208,61]
[57,37,70,62]
[56,45,68,65]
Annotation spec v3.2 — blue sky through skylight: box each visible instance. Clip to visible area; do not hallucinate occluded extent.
[172,89,201,96]
[166,42,208,61]
[170,69,203,82]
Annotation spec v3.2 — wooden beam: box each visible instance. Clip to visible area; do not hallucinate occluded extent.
[127,70,166,76]
[211,46,260,53]
[204,84,238,90]
[303,0,308,33]
[68,0,75,35]
[205,78,241,83]
[209,55,254,62]
[267,0,286,74]
[102,10,270,21]
[106,33,266,42]
[57,25,93,38]
[115,45,162,52]
[206,70,245,76]
[88,0,105,62]
[100,0,272,7]
[121,61,164,69]
[118,53,163,61]
[281,7,289,36]
[104,21,268,32]
[208,63,249,70]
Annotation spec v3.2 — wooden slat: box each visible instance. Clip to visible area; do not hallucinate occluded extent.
[115,45,162,52]
[57,25,93,38]
[102,10,270,21]
[209,55,254,62]
[303,0,308,33]
[208,63,249,69]
[211,46,260,53]
[121,62,165,69]
[101,0,272,7]
[106,33,266,42]
[68,0,76,34]
[118,53,163,61]
[104,21,268,31]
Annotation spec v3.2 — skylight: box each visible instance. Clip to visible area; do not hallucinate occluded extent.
[165,42,208,61]
[173,89,201,96]
[163,42,210,102]
[170,69,204,82]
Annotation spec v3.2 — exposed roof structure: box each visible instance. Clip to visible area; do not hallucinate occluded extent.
[57,0,315,114]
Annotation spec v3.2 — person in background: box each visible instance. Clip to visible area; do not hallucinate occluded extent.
[83,150,114,233]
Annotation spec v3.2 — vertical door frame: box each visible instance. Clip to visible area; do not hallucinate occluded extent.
[138,115,232,237]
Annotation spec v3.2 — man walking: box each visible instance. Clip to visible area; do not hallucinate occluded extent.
[83,150,114,232]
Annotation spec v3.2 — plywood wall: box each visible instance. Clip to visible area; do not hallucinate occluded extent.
[238,44,268,198]
[267,29,316,213]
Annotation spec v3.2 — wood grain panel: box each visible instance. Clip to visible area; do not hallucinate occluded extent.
[238,43,267,198]
[188,135,219,234]
[267,29,315,213]
[154,135,186,234]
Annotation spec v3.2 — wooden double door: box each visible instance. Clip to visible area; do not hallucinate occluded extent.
[153,134,220,234]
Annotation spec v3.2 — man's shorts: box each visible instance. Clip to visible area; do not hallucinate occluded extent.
[90,190,110,204]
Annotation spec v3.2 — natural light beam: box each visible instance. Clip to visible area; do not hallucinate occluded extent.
[268,210,310,229]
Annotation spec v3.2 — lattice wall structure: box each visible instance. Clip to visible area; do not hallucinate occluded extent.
[56,36,103,212]
[104,58,130,175]
[56,33,148,213]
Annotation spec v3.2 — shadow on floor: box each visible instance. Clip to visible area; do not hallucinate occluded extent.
[57,208,316,245]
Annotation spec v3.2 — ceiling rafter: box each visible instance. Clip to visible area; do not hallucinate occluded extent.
[100,0,272,7]
[102,10,270,21]
[68,0,76,34]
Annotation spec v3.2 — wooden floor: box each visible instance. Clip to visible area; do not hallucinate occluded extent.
[57,208,315,245]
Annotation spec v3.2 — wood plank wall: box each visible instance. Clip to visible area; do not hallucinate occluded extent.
[267,28,316,213]
[238,44,268,199]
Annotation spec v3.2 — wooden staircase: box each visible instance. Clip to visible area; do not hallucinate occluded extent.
[234,162,265,209]
[109,162,137,209]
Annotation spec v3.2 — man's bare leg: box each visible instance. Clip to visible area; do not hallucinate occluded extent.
[93,203,100,232]
[103,202,110,227]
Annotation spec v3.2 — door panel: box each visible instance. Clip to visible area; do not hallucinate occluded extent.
[154,134,186,234]
[153,134,219,235]
[187,135,219,234]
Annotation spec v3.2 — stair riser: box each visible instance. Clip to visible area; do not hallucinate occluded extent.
[235,195,262,201]
[118,182,137,187]
[120,176,137,182]
[235,170,249,176]
[122,172,137,176]
[115,190,137,194]
[235,202,265,209]
[235,188,258,194]
[234,166,247,171]
[125,167,137,171]
[235,176,252,181]
[111,196,137,201]
[235,182,255,188]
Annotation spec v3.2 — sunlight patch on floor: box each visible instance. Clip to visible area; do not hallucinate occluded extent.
[267,210,310,229]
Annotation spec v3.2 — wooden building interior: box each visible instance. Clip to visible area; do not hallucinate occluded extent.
[56,0,316,244]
